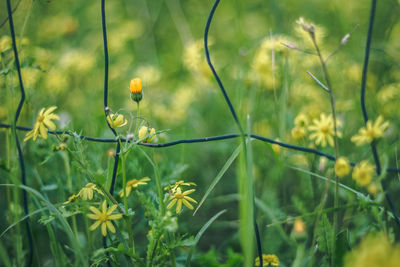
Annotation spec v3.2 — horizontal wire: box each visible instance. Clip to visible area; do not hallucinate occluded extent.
[2,122,400,173]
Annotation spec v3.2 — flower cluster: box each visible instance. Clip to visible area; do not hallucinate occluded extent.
[254,254,280,266]
[63,183,103,204]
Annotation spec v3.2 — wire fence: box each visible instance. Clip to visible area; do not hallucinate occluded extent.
[2,0,399,266]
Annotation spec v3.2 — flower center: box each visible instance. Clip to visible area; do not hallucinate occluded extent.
[38,115,45,123]
[175,193,184,199]
[99,214,108,222]
[321,125,330,134]
[366,128,375,138]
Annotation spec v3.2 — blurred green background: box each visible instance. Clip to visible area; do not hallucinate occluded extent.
[1,0,400,266]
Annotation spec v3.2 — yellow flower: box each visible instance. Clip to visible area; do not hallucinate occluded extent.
[87,200,122,236]
[165,180,197,194]
[118,177,150,197]
[24,106,60,141]
[294,113,309,128]
[352,161,375,187]
[271,139,281,155]
[63,194,78,205]
[130,78,143,102]
[334,157,351,178]
[106,113,128,128]
[78,183,103,200]
[344,232,400,267]
[138,126,156,142]
[130,78,142,93]
[167,187,197,214]
[291,126,306,140]
[367,183,380,195]
[308,113,342,147]
[351,116,389,146]
[255,254,280,266]
[293,218,306,235]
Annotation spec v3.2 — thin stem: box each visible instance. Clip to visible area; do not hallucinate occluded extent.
[310,32,339,266]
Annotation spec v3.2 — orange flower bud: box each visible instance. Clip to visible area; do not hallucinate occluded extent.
[130,78,142,94]
[130,78,143,103]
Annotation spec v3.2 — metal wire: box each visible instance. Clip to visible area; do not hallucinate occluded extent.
[6,0,33,265]
[359,0,400,228]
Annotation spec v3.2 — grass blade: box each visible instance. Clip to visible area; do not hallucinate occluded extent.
[193,144,242,215]
[185,209,227,266]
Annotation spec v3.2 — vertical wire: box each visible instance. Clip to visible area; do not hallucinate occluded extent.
[6,0,33,265]
[360,0,400,228]
[101,0,118,264]
[204,0,263,265]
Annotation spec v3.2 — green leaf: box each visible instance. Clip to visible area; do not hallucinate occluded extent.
[335,230,350,267]
[185,209,227,266]
[193,144,241,215]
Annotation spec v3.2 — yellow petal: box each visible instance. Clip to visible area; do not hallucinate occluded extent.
[108,214,122,220]
[106,221,116,233]
[87,214,99,220]
[183,189,195,196]
[102,200,107,213]
[184,196,197,204]
[43,119,56,131]
[167,198,177,210]
[176,199,182,214]
[43,106,57,116]
[101,222,107,236]
[89,220,101,231]
[39,123,48,139]
[89,206,101,215]
[182,199,194,210]
[107,205,118,215]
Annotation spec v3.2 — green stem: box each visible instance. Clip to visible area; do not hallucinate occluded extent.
[310,32,340,267]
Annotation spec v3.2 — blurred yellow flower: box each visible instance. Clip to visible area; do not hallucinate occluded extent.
[63,194,78,205]
[293,218,306,235]
[351,116,389,146]
[272,139,281,155]
[334,157,351,178]
[138,126,156,142]
[87,200,122,236]
[118,177,150,197]
[352,161,375,187]
[294,113,309,128]
[0,35,12,52]
[167,187,197,214]
[367,183,380,195]
[106,113,127,129]
[255,254,280,266]
[291,127,307,140]
[344,232,400,267]
[24,106,60,141]
[135,66,161,86]
[78,183,104,200]
[308,113,342,147]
